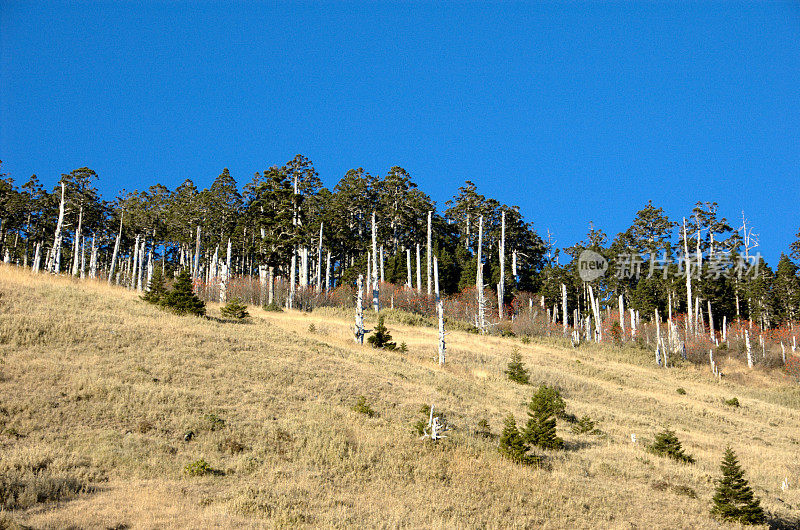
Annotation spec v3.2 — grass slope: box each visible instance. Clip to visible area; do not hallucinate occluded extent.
[0,267,799,528]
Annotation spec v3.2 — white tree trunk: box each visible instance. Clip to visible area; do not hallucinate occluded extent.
[89,235,97,279]
[427,210,432,296]
[49,182,67,273]
[355,274,365,344]
[416,243,422,291]
[499,211,505,320]
[435,256,445,365]
[745,330,753,368]
[683,218,693,335]
[476,216,486,333]
[325,250,331,292]
[32,241,41,274]
[193,226,201,279]
[317,223,323,291]
[380,245,385,284]
[561,283,568,334]
[588,284,601,342]
[137,237,146,292]
[71,206,83,276]
[406,248,412,289]
[108,215,123,284]
[79,234,86,279]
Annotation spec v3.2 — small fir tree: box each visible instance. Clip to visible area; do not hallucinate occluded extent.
[649,428,695,463]
[220,298,249,320]
[141,267,168,304]
[499,414,539,465]
[161,269,206,316]
[505,349,530,384]
[367,316,396,350]
[524,384,564,450]
[711,447,765,525]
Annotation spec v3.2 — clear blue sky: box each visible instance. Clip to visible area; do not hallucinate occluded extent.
[2,1,799,264]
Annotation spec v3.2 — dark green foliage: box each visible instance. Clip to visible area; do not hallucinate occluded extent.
[161,269,206,316]
[524,384,564,450]
[202,413,225,431]
[262,302,283,312]
[352,396,377,417]
[711,447,765,525]
[499,415,539,465]
[571,415,598,435]
[505,349,530,384]
[220,298,249,320]
[676,387,687,395]
[141,267,167,304]
[367,316,396,350]
[398,342,408,352]
[649,428,695,463]
[724,397,740,407]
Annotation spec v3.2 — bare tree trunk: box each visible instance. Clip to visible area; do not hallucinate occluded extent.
[108,214,123,283]
[588,284,601,342]
[137,237,146,292]
[355,274,365,344]
[476,215,486,333]
[79,234,86,279]
[415,243,422,291]
[618,294,625,339]
[380,245,384,284]
[317,223,323,291]
[130,234,140,289]
[49,182,67,273]
[435,256,445,365]
[193,226,201,279]
[683,218,693,335]
[89,235,97,279]
[499,211,505,320]
[427,210,432,296]
[32,241,41,274]
[561,283,568,334]
[406,248,412,289]
[325,251,331,292]
[71,206,83,276]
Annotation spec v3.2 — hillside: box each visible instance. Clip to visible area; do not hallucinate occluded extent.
[0,267,799,528]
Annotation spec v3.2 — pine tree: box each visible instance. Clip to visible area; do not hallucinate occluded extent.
[367,316,396,350]
[505,348,530,384]
[161,268,206,316]
[711,447,765,525]
[524,384,564,450]
[220,298,249,320]
[141,266,167,304]
[498,414,539,465]
[649,428,694,463]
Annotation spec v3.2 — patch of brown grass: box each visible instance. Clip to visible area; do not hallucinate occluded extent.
[0,265,798,527]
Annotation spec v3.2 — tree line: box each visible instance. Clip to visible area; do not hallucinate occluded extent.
[1,156,799,330]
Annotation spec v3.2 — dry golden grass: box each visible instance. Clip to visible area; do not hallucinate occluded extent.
[0,265,799,528]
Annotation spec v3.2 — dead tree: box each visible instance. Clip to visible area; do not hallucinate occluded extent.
[475,215,487,333]
[498,211,505,320]
[435,256,446,365]
[426,210,432,296]
[683,218,693,335]
[354,274,366,344]
[48,182,67,273]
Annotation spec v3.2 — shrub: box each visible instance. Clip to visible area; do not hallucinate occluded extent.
[475,418,494,439]
[521,335,531,344]
[141,267,167,304]
[524,384,564,450]
[724,397,740,408]
[220,298,249,320]
[398,342,408,352]
[571,415,597,435]
[711,447,765,525]
[183,459,222,477]
[505,349,530,385]
[307,323,316,333]
[262,302,283,312]
[499,415,539,465]
[218,437,245,454]
[202,413,225,431]
[649,428,695,463]
[352,395,377,417]
[676,387,687,395]
[161,269,206,316]
[367,316,396,350]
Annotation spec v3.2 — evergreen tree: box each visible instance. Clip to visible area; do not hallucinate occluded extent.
[141,266,167,304]
[649,428,694,463]
[161,269,206,316]
[711,447,765,525]
[498,414,539,465]
[367,316,396,350]
[220,298,249,320]
[524,384,564,450]
[505,349,530,384]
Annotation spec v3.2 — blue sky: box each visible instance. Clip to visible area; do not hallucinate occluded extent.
[2,2,799,264]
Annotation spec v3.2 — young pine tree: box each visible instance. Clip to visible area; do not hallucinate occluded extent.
[141,267,167,304]
[220,298,249,320]
[499,414,539,466]
[367,316,396,350]
[649,428,695,463]
[711,447,765,525]
[161,269,206,316]
[524,384,564,450]
[505,349,530,384]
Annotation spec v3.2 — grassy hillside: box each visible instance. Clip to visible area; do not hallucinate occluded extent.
[0,266,798,528]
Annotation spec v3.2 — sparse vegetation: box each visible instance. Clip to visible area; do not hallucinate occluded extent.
[160,269,206,316]
[523,384,565,450]
[352,395,377,417]
[676,387,686,395]
[498,415,539,466]
[724,397,740,408]
[183,459,222,477]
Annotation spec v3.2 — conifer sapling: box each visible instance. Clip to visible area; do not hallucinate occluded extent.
[711,447,765,525]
